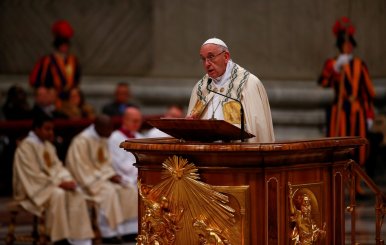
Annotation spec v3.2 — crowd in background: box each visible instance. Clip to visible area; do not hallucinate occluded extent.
[0,82,135,121]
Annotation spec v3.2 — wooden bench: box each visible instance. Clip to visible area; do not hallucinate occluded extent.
[5,201,47,245]
[5,200,101,245]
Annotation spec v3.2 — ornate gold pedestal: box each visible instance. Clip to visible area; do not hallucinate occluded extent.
[120,137,366,244]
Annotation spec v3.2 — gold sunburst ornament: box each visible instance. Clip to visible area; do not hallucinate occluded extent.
[137,156,239,245]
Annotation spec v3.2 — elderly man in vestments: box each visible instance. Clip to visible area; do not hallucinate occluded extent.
[107,106,144,239]
[187,38,275,142]
[66,115,138,243]
[108,106,144,187]
[13,116,94,245]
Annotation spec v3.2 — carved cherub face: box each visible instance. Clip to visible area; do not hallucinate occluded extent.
[160,196,169,209]
[151,202,162,215]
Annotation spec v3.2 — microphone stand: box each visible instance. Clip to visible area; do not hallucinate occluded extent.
[207,79,246,142]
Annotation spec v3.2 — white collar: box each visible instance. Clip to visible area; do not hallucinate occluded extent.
[82,124,102,140]
[27,131,44,145]
[211,60,233,87]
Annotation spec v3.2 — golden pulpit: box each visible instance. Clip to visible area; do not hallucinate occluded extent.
[120,135,366,244]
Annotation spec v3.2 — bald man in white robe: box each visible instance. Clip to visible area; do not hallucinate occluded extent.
[66,115,138,243]
[187,38,275,143]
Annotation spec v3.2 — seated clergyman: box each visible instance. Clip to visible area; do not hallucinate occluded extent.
[13,115,94,245]
[66,115,138,244]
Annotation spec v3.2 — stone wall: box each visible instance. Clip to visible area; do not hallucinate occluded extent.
[0,0,153,76]
[0,0,385,80]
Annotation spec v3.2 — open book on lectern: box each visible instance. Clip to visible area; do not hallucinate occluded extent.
[147,118,255,142]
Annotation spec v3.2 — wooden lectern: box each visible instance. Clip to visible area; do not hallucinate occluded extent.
[120,121,367,245]
[147,118,254,142]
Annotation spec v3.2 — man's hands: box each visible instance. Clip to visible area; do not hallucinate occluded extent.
[59,175,123,191]
[59,180,77,191]
[109,174,122,184]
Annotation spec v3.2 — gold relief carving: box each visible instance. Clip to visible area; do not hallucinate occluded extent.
[193,218,231,245]
[288,182,326,245]
[212,186,250,245]
[137,182,184,245]
[137,156,248,245]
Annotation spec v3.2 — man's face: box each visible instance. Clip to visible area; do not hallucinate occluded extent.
[165,106,183,118]
[35,87,52,107]
[123,108,143,132]
[94,116,114,138]
[35,121,55,142]
[342,41,353,54]
[115,85,130,104]
[58,43,70,55]
[96,124,113,138]
[200,44,230,79]
[69,88,81,106]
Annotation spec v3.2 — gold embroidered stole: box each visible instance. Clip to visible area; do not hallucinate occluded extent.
[191,63,249,124]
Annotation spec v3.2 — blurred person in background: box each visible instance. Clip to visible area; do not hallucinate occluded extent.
[32,87,66,119]
[109,106,144,185]
[2,85,32,120]
[29,20,81,103]
[108,106,144,237]
[318,17,376,194]
[102,82,137,117]
[146,104,184,138]
[107,106,144,239]
[13,115,94,245]
[66,115,138,243]
[58,87,95,120]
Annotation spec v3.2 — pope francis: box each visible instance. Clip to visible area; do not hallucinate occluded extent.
[187,38,275,143]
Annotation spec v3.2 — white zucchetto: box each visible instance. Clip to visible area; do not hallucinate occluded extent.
[202,38,228,49]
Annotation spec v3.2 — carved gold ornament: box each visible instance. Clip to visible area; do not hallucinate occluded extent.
[288,182,326,245]
[137,156,241,245]
[193,218,231,245]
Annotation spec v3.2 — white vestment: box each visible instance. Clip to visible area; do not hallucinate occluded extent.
[13,131,94,243]
[108,130,144,186]
[146,127,170,138]
[187,60,275,143]
[66,125,138,237]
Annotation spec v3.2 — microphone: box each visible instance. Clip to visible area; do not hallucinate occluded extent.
[206,78,246,142]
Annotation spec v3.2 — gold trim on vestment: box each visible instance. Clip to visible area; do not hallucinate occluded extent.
[97,147,105,164]
[190,100,206,118]
[223,101,241,124]
[43,151,52,168]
